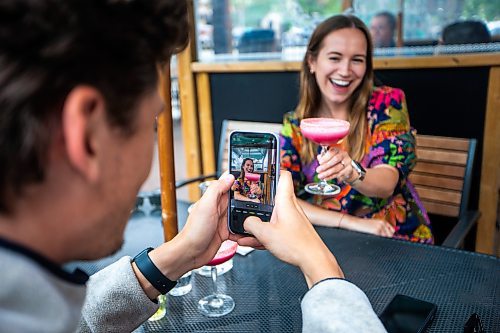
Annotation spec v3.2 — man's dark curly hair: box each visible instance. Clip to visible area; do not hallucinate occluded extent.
[0,0,188,213]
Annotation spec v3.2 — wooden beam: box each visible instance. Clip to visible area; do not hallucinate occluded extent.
[396,0,404,47]
[476,66,500,254]
[196,73,216,176]
[341,0,353,11]
[177,0,202,202]
[191,53,500,73]
[157,62,178,242]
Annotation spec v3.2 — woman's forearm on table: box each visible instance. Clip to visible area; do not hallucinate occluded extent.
[298,199,344,227]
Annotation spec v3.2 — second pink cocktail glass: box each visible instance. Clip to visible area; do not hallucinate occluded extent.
[300,117,350,196]
[198,240,238,317]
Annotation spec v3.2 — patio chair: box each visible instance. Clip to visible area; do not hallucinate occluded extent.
[409,134,479,249]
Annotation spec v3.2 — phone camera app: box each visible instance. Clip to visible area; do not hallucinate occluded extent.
[229,132,278,234]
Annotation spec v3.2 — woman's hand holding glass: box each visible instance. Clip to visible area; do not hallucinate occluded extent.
[249,182,261,196]
[316,148,357,184]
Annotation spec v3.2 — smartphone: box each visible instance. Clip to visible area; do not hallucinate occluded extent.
[227,130,280,235]
[379,294,437,333]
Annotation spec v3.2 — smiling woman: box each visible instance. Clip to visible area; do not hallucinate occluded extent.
[280,14,434,244]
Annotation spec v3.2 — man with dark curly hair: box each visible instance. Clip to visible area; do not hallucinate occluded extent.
[0,1,384,332]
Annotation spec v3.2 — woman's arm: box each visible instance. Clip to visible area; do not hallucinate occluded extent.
[316,151,399,198]
[298,199,394,237]
[348,164,398,198]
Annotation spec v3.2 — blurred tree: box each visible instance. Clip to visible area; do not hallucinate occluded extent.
[297,0,342,15]
[463,0,500,22]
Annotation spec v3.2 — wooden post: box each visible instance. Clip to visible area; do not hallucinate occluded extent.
[476,66,500,255]
[158,62,178,242]
[178,0,203,202]
[341,0,353,12]
[396,0,404,47]
[196,72,216,176]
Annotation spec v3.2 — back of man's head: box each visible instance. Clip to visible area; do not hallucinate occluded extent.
[442,20,491,45]
[0,0,188,213]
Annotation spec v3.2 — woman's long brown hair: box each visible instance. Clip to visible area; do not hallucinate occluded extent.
[239,158,253,181]
[296,15,374,164]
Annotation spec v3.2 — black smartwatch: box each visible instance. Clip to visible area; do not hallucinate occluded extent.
[348,160,366,186]
[133,247,177,294]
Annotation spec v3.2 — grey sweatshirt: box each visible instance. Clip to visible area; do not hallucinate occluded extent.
[0,239,385,332]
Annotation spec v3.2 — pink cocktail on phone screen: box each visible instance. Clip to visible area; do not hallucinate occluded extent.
[245,172,261,182]
[300,118,350,196]
[198,240,238,317]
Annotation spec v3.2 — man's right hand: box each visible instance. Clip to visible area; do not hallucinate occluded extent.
[240,171,344,288]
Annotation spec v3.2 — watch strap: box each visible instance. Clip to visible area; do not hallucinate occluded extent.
[133,247,177,294]
[347,160,366,186]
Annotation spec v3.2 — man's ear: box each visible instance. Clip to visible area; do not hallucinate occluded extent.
[61,86,106,182]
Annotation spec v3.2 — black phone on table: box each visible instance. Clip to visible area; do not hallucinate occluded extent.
[379,294,437,333]
[227,130,280,235]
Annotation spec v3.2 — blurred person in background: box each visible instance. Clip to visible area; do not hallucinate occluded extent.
[441,20,491,45]
[370,11,396,48]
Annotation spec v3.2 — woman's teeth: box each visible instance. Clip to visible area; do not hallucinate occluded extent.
[330,79,350,87]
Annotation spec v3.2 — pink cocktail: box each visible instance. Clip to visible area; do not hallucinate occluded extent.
[300,118,350,145]
[207,240,238,266]
[300,118,350,196]
[245,172,261,182]
[198,240,238,317]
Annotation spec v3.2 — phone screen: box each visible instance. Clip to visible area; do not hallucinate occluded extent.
[379,294,437,333]
[227,131,279,235]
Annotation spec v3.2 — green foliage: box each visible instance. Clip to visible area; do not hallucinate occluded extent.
[297,0,342,15]
[463,0,500,21]
[231,0,343,28]
[231,0,279,27]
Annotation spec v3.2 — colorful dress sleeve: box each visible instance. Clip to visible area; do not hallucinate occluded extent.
[361,86,433,243]
[232,177,262,199]
[365,86,416,187]
[231,178,243,193]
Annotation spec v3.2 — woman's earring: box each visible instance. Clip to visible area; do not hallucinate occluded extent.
[310,69,314,74]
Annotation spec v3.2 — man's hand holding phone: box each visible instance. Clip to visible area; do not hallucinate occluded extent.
[238,171,344,288]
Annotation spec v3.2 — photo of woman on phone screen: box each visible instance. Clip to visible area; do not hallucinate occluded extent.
[231,158,263,203]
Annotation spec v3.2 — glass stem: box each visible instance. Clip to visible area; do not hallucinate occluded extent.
[211,266,218,295]
[318,145,329,190]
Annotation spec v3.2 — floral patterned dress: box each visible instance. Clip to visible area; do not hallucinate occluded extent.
[232,177,262,200]
[280,86,433,244]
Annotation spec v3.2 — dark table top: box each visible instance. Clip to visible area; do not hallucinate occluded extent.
[137,226,499,333]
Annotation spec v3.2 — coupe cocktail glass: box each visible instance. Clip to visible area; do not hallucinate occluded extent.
[245,172,260,182]
[245,172,260,199]
[300,118,350,196]
[198,240,238,317]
